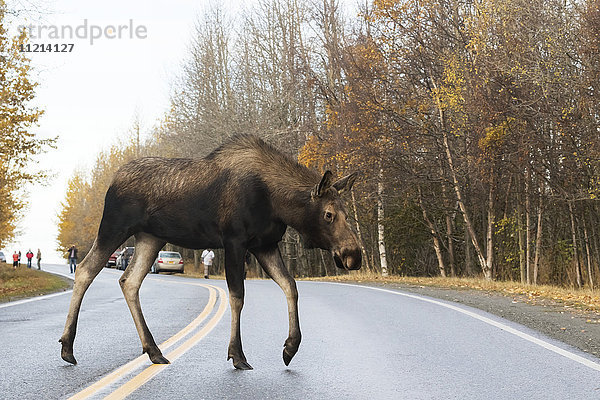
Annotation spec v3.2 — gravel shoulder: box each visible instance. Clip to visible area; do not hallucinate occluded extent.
[339,280,600,360]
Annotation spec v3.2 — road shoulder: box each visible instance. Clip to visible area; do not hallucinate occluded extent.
[331,280,600,360]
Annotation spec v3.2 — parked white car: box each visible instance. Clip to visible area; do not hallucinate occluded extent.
[152,251,184,273]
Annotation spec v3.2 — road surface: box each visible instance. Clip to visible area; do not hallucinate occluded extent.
[1,263,599,399]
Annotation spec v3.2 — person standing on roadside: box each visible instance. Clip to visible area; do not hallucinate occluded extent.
[37,249,42,270]
[18,250,21,265]
[68,244,78,273]
[12,251,18,268]
[26,249,34,268]
[201,248,215,279]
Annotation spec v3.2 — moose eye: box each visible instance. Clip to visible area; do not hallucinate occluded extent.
[324,211,333,222]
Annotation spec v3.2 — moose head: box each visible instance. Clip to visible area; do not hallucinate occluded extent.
[302,171,362,271]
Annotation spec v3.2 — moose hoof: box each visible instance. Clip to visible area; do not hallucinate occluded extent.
[228,354,253,370]
[233,360,253,370]
[283,348,295,366]
[282,338,300,366]
[61,352,77,365]
[59,339,77,365]
[149,354,171,364]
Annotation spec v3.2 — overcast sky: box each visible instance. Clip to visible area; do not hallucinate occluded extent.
[3,0,225,263]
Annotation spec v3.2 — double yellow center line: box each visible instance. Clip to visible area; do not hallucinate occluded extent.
[69,279,228,400]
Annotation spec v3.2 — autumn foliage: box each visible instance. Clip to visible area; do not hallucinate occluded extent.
[0,5,54,247]
[56,0,600,287]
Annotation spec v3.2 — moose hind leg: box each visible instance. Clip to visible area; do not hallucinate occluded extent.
[119,233,168,364]
[60,239,116,364]
[253,245,301,366]
[225,242,252,370]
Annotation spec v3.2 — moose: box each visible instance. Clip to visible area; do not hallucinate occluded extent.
[60,134,361,370]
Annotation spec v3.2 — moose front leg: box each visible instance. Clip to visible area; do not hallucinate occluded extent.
[253,245,301,366]
[224,241,252,370]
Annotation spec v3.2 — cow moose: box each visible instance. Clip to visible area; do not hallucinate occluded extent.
[60,134,361,370]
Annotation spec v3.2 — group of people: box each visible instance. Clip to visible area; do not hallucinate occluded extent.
[12,249,42,269]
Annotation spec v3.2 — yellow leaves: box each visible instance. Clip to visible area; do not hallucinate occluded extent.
[298,135,326,170]
[479,118,515,151]
[0,7,52,247]
[56,140,139,256]
[433,54,467,115]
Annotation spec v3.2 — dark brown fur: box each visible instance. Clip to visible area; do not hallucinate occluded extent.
[60,134,361,370]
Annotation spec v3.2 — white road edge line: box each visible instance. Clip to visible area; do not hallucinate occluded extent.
[322,281,600,373]
[0,269,74,309]
[0,290,73,309]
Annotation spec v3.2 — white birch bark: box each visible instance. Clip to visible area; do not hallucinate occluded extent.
[377,166,388,277]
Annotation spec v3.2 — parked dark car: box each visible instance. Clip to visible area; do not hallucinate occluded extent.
[106,250,121,268]
[116,247,134,270]
[0,251,5,263]
[152,251,184,274]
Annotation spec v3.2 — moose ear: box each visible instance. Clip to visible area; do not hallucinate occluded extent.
[333,172,358,194]
[314,170,334,197]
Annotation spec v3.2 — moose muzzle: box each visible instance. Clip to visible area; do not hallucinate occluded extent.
[333,247,362,271]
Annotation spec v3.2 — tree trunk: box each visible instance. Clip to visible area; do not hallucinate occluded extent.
[432,75,489,278]
[440,119,489,278]
[418,187,446,277]
[194,250,200,273]
[351,188,371,272]
[442,182,456,277]
[583,217,594,289]
[532,194,543,286]
[465,228,474,276]
[296,232,309,277]
[377,165,389,276]
[517,193,526,284]
[285,232,295,277]
[485,176,495,281]
[593,219,600,288]
[525,169,531,285]
[568,200,583,288]
[445,211,456,277]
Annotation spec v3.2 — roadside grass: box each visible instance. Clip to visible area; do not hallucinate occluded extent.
[178,268,226,280]
[0,263,71,302]
[305,271,600,313]
[176,263,600,314]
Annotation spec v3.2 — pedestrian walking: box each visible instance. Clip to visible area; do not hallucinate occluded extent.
[68,245,78,273]
[201,248,215,279]
[18,250,21,265]
[12,251,18,268]
[37,249,42,270]
[26,249,33,268]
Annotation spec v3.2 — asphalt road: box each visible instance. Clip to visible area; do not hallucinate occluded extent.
[1,263,600,400]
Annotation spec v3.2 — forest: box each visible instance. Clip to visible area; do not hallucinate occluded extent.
[54,0,600,288]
